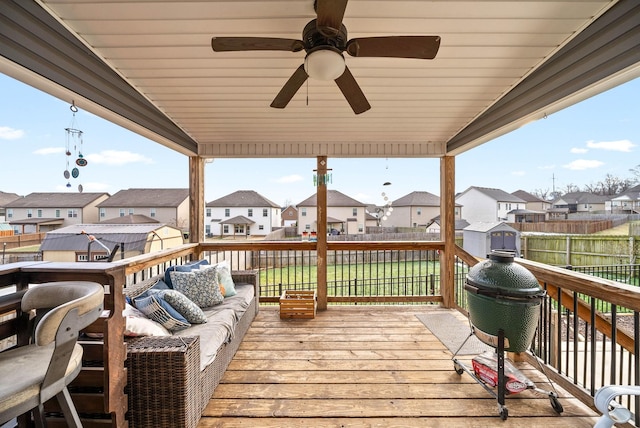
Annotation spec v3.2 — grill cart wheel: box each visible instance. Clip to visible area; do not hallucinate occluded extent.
[550,394,564,414]
[454,362,464,375]
[499,406,508,420]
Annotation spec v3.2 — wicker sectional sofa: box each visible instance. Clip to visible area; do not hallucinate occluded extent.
[124,270,259,428]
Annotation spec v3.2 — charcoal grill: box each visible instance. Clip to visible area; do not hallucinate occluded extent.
[452,251,563,420]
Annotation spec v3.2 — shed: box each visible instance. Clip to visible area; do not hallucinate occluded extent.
[463,222,520,258]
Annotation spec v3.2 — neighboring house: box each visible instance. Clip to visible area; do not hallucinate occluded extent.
[425,217,470,234]
[551,192,608,215]
[455,186,526,223]
[607,184,640,214]
[206,190,281,237]
[6,192,109,234]
[40,223,184,262]
[511,190,551,212]
[507,209,547,223]
[381,191,462,228]
[297,190,368,235]
[97,188,189,232]
[0,191,20,223]
[281,205,298,227]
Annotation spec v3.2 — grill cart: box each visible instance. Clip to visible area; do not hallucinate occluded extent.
[452,251,563,420]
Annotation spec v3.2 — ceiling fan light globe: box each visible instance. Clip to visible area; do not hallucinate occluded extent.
[304,49,345,80]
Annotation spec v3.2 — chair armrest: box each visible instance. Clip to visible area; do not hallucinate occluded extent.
[232,270,259,307]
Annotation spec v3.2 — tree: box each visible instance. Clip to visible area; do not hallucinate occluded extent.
[531,188,550,200]
[630,164,640,184]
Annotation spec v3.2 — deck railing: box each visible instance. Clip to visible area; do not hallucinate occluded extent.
[2,241,640,426]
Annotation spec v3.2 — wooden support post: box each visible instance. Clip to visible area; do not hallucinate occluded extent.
[316,156,328,311]
[440,156,455,308]
[189,156,205,257]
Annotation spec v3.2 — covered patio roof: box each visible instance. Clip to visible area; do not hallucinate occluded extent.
[1,1,639,159]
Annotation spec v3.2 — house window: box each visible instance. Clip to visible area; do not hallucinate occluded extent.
[37,209,43,218]
[248,208,253,217]
[150,208,156,218]
[129,208,134,215]
[305,224,311,230]
[259,225,264,231]
[301,208,307,217]
[56,209,61,218]
[77,254,89,262]
[67,209,78,218]
[235,225,244,234]
[119,208,125,217]
[358,224,363,233]
[99,208,105,218]
[205,225,211,235]
[27,209,32,218]
[224,208,230,217]
[206,208,211,217]
[263,209,268,217]
[417,208,422,215]
[7,209,12,218]
[223,225,229,233]
[497,203,501,210]
[352,208,358,216]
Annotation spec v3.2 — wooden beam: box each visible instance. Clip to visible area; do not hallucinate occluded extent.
[440,156,455,308]
[316,156,328,311]
[189,156,205,253]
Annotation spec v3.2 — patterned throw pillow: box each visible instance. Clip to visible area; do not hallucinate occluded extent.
[213,260,237,297]
[163,259,210,288]
[134,293,191,332]
[161,290,207,324]
[170,267,224,308]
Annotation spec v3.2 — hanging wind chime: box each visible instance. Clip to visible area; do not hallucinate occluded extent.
[380,159,393,221]
[64,101,87,192]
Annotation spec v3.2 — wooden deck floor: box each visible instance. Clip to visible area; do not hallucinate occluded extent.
[199,306,600,427]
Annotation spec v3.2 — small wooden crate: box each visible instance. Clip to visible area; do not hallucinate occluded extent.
[279,290,317,319]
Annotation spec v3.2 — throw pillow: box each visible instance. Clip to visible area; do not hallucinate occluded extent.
[170,267,224,308]
[134,293,191,332]
[123,303,171,337]
[161,290,208,324]
[163,259,210,288]
[213,260,237,297]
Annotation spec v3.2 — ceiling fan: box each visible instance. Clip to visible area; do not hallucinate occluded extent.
[211,0,440,114]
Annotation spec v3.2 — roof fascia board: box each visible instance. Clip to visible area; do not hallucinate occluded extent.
[0,1,198,156]
[447,0,640,155]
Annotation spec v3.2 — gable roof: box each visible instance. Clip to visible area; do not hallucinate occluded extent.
[553,191,609,204]
[0,191,21,206]
[98,188,188,208]
[101,214,160,224]
[611,184,640,201]
[392,191,463,207]
[297,190,367,208]
[511,190,547,203]
[6,192,109,208]
[458,186,525,203]
[207,190,279,208]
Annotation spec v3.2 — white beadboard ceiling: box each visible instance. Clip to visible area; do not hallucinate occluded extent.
[3,0,639,158]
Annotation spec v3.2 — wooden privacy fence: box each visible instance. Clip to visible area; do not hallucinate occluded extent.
[509,220,613,234]
[522,234,639,266]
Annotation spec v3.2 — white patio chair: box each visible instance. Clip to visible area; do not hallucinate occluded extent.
[594,385,640,428]
[0,281,104,427]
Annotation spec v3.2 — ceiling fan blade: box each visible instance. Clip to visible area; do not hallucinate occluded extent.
[212,37,304,52]
[270,65,309,109]
[334,66,370,115]
[315,0,348,37]
[346,36,441,59]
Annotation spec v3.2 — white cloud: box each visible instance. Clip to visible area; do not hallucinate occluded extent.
[85,150,153,166]
[272,174,304,184]
[511,170,525,176]
[570,147,588,154]
[586,139,636,152]
[33,147,65,155]
[563,159,604,170]
[0,126,25,140]
[537,164,556,170]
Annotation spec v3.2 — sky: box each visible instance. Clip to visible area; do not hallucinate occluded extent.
[1,73,638,208]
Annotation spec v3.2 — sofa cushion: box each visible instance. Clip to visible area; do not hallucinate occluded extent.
[173,283,255,370]
[170,266,224,308]
[164,259,209,288]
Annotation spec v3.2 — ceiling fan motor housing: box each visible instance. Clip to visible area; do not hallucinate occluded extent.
[303,19,348,52]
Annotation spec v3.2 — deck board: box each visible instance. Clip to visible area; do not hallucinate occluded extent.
[199,306,600,427]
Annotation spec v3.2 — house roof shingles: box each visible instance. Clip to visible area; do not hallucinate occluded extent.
[298,190,367,207]
[460,186,525,203]
[98,188,188,208]
[7,192,109,208]
[207,190,279,208]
